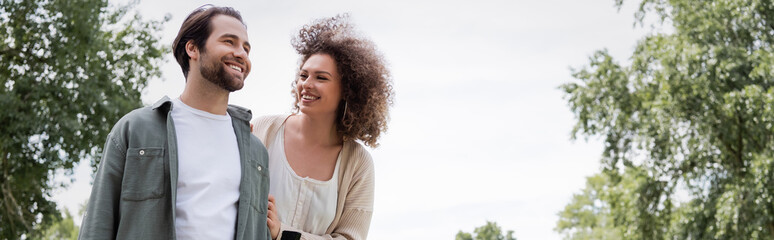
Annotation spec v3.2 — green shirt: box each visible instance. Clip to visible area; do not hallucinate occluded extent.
[79,96,270,240]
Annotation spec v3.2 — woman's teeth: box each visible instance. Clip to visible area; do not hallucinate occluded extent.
[302,95,319,100]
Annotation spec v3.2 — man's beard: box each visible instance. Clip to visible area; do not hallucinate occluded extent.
[200,52,245,92]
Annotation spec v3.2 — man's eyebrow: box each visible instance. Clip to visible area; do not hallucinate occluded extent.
[220,33,250,49]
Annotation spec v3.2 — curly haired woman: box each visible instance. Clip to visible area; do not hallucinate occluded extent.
[251,14,393,240]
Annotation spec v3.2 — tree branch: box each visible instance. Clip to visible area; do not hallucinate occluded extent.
[736,112,744,174]
[1,153,32,234]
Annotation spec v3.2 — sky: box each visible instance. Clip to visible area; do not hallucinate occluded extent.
[52,0,655,239]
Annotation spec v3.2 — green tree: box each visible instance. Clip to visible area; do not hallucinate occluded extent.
[0,0,166,238]
[555,173,624,240]
[456,221,516,240]
[557,0,774,239]
[37,208,79,240]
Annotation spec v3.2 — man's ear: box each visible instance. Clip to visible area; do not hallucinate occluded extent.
[185,40,199,61]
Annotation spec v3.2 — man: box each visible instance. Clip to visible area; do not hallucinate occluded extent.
[79,5,270,240]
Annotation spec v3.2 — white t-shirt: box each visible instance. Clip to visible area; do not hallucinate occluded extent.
[268,124,340,235]
[171,98,241,240]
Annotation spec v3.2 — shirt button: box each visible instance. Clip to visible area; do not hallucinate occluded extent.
[257,165,262,172]
[139,150,145,155]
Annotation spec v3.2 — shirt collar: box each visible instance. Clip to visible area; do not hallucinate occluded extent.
[150,95,252,121]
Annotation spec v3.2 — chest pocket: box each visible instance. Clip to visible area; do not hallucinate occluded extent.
[122,147,165,201]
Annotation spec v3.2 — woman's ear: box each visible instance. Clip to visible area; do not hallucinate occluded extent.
[185,40,199,61]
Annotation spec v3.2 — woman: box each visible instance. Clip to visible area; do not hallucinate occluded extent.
[252,14,393,240]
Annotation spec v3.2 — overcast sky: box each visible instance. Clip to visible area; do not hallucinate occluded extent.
[53,0,654,239]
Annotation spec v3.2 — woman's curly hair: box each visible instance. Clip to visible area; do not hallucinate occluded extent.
[291,14,393,148]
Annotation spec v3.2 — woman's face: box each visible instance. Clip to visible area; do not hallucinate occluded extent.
[296,53,343,117]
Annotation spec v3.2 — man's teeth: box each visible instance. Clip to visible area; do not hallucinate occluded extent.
[302,95,319,100]
[229,64,242,72]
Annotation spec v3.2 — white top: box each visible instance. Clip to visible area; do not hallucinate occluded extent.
[269,124,340,235]
[171,98,241,240]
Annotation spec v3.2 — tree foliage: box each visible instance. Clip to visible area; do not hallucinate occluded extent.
[456,221,516,240]
[0,0,166,238]
[557,0,774,239]
[37,208,79,240]
[555,173,624,240]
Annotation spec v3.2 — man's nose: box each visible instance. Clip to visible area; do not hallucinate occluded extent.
[233,46,248,61]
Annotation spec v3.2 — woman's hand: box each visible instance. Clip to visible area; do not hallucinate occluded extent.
[267,194,280,240]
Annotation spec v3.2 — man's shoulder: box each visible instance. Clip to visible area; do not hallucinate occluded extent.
[110,98,171,136]
[116,105,166,127]
[227,104,252,122]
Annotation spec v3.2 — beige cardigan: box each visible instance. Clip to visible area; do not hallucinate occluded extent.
[251,114,375,240]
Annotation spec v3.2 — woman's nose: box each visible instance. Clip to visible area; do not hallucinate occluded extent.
[302,78,313,89]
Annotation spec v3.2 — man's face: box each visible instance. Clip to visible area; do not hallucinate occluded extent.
[198,15,251,92]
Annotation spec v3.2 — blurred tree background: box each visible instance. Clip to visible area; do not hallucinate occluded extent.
[456,221,517,240]
[557,0,774,239]
[37,206,80,240]
[0,0,165,238]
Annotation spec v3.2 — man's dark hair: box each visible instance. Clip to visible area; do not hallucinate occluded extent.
[172,5,245,78]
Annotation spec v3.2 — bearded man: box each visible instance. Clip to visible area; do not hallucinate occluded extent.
[78,5,270,240]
